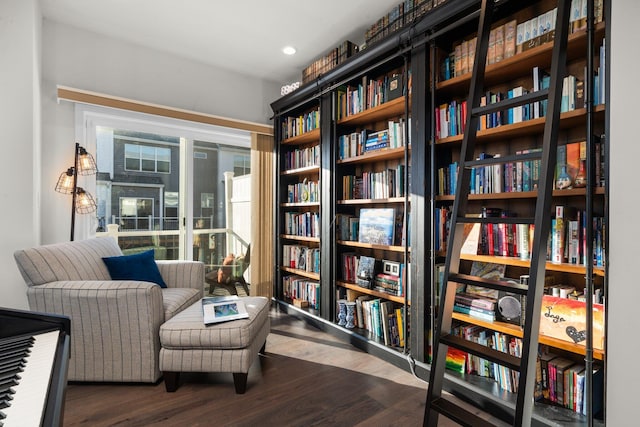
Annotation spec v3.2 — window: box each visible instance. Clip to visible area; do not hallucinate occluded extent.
[234,154,251,176]
[78,104,251,265]
[125,143,171,173]
[120,197,154,230]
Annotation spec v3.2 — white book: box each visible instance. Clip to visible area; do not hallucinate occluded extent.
[512,86,524,123]
[532,66,540,119]
[531,16,539,39]
[543,10,553,33]
[202,296,249,325]
[524,20,532,43]
[516,23,525,47]
[492,153,502,193]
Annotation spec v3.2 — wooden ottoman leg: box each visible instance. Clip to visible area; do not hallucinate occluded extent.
[164,372,180,392]
[233,373,248,394]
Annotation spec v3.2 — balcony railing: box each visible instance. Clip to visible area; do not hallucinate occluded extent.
[96,223,250,286]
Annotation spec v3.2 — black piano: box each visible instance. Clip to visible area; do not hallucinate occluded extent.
[0,307,71,427]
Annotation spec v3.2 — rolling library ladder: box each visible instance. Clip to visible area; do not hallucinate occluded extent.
[424,0,573,426]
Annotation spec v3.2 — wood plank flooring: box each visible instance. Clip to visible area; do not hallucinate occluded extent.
[63,304,508,426]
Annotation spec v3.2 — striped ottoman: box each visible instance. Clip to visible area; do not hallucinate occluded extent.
[159,296,270,393]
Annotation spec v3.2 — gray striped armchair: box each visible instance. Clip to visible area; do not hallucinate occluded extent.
[13,237,204,383]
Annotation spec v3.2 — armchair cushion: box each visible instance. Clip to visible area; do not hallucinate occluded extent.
[102,249,167,288]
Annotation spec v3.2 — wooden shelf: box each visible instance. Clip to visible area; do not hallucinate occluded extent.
[337,280,407,305]
[436,23,606,97]
[435,186,606,201]
[281,128,320,145]
[458,253,605,277]
[435,106,605,146]
[451,312,604,360]
[337,240,408,253]
[280,267,320,281]
[281,165,320,176]
[280,201,320,208]
[337,96,406,126]
[280,234,320,243]
[337,146,408,165]
[338,197,407,205]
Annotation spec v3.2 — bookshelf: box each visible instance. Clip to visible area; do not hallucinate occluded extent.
[271,0,608,424]
[430,0,607,421]
[332,58,411,351]
[276,100,322,314]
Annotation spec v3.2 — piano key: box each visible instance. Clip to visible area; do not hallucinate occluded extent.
[0,349,30,363]
[0,336,33,351]
[0,331,59,426]
[0,368,22,383]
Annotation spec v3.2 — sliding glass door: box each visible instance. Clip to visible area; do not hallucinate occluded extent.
[77,105,251,275]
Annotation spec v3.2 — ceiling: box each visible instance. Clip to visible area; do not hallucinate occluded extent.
[41,0,400,87]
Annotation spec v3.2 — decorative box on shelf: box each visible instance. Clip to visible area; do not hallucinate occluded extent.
[539,295,605,350]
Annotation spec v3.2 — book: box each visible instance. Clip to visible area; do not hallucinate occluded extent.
[356,255,377,289]
[202,296,249,325]
[550,205,565,264]
[358,208,395,245]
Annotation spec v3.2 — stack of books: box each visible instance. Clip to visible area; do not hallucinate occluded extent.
[453,292,496,321]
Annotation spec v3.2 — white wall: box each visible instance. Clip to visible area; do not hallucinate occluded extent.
[0,0,41,309]
[606,1,639,424]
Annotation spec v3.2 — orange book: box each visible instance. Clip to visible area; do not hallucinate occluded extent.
[494,24,505,63]
[565,141,582,182]
[504,19,517,59]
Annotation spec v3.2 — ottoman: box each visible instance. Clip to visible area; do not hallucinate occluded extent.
[159,296,270,393]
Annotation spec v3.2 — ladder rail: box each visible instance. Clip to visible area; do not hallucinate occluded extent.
[516,0,572,422]
[424,0,574,425]
[424,0,495,425]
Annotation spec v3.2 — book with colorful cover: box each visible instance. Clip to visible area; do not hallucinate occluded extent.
[358,208,395,245]
[202,295,249,325]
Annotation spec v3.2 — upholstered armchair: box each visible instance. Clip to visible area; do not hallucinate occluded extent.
[13,237,204,383]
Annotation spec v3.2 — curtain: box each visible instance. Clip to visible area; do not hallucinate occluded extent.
[249,133,274,298]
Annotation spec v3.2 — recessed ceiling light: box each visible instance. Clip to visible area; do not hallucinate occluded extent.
[282,46,296,55]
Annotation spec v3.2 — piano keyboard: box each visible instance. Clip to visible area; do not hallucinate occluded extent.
[0,330,59,427]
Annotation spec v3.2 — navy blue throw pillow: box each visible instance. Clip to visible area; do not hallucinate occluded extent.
[102,249,167,288]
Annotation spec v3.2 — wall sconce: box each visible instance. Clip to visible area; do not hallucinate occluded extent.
[55,143,97,241]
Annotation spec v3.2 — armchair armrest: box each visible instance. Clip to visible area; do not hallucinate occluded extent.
[156,260,205,294]
[26,280,164,383]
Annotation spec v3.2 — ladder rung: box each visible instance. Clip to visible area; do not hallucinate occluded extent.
[430,396,499,427]
[471,89,549,117]
[439,333,522,371]
[463,151,542,169]
[448,273,528,295]
[455,216,534,225]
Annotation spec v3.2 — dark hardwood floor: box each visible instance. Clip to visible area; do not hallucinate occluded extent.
[63,305,507,426]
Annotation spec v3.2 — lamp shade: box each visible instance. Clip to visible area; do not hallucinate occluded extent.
[55,168,75,194]
[75,187,97,214]
[77,146,97,175]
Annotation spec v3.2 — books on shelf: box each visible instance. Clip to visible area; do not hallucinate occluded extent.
[284,211,320,238]
[283,244,320,273]
[287,179,319,203]
[202,295,249,325]
[281,108,320,139]
[284,145,320,170]
[358,208,396,246]
[283,276,320,309]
